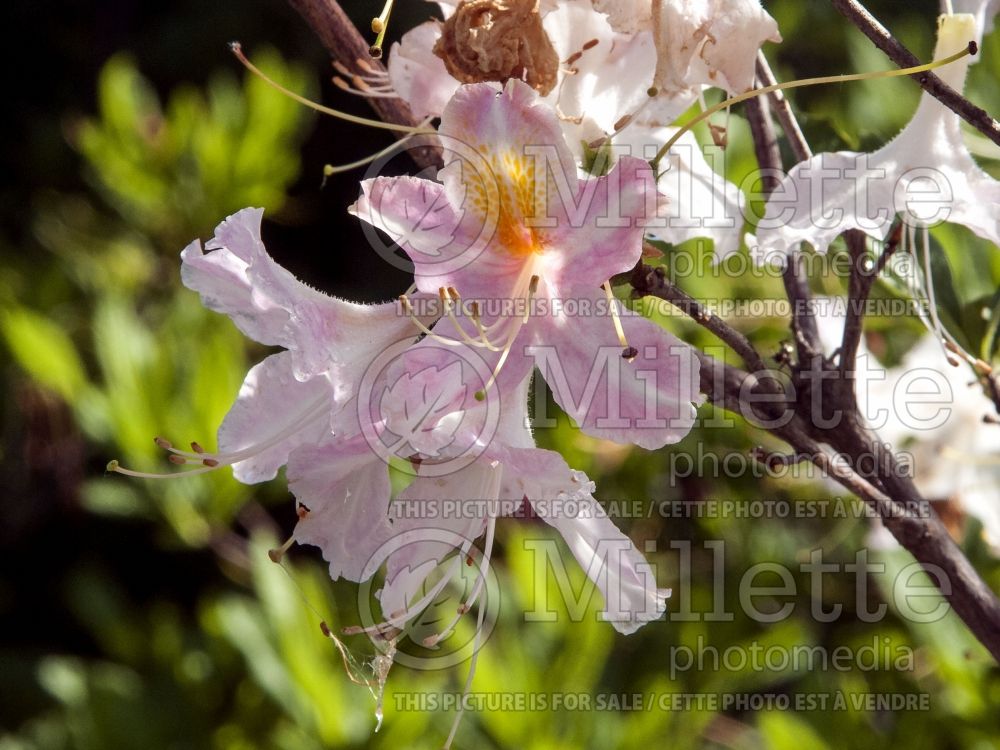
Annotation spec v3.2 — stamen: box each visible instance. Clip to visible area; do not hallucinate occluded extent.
[331,75,399,99]
[369,0,396,59]
[603,281,636,362]
[399,294,466,347]
[332,59,389,83]
[440,287,503,351]
[322,116,434,178]
[229,42,433,135]
[474,276,539,401]
[109,394,329,482]
[268,536,295,563]
[651,42,978,173]
[442,511,498,750]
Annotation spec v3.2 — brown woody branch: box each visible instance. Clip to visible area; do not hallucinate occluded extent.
[285,0,443,170]
[831,0,1000,147]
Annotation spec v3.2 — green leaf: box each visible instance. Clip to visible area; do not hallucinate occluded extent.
[1,306,89,402]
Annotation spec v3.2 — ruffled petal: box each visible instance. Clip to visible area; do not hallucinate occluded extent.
[751,14,1000,261]
[180,207,289,346]
[618,125,744,259]
[387,21,459,120]
[545,156,658,289]
[289,436,395,583]
[378,464,494,617]
[653,0,781,96]
[498,447,670,634]
[531,287,701,449]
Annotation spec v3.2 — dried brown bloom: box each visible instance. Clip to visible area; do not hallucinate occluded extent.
[433,0,559,95]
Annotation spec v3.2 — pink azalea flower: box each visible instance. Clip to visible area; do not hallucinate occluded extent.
[351,80,702,450]
[175,209,671,630]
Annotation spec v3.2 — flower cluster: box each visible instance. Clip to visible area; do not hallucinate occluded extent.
[115,0,1000,741]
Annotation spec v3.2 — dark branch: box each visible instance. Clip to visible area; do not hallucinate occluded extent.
[831,0,1000,147]
[285,0,443,170]
[743,73,821,361]
[755,52,812,163]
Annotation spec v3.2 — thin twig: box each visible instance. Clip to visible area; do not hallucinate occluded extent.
[839,220,904,375]
[630,264,773,379]
[831,0,1000,147]
[756,52,813,163]
[285,0,443,170]
[743,72,821,360]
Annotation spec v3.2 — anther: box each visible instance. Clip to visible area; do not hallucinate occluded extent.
[582,38,599,51]
[190,441,205,454]
[202,458,220,467]
[155,436,172,450]
[614,113,634,131]
[320,621,332,637]
[622,346,638,361]
[267,535,295,563]
[169,454,187,465]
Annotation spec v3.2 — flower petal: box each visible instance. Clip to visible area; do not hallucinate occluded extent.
[619,126,744,259]
[218,351,334,483]
[530,287,700,449]
[387,21,459,120]
[378,464,494,618]
[499,447,670,634]
[544,155,658,289]
[180,207,289,346]
[289,436,395,583]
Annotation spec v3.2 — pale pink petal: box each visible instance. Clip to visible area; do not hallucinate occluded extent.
[530,287,701,449]
[378,464,493,617]
[375,327,533,458]
[180,208,289,346]
[289,436,395,583]
[499,447,670,634]
[217,351,335,483]
[438,80,577,245]
[350,176,520,297]
[543,155,658,289]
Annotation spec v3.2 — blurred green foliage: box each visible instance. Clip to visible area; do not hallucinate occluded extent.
[2,2,1000,750]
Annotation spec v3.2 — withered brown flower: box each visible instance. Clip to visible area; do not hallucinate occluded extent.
[433,0,559,95]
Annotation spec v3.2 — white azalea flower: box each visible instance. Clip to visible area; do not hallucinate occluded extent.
[651,0,781,97]
[748,13,1000,262]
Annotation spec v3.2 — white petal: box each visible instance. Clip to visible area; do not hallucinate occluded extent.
[751,14,1000,259]
[618,125,744,258]
[652,0,781,96]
